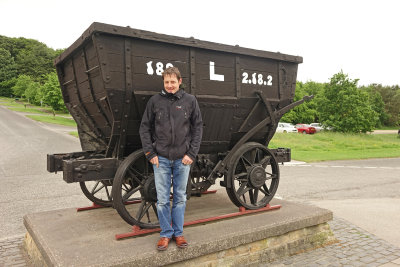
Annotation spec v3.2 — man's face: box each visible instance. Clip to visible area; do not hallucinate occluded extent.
[163,74,182,94]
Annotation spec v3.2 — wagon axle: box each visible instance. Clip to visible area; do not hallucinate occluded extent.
[248,165,268,188]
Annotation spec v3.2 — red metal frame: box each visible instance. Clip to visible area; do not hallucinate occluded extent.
[76,190,218,212]
[76,200,141,212]
[76,202,105,211]
[115,204,281,240]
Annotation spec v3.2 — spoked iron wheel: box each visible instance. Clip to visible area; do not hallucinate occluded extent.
[226,142,279,209]
[111,149,159,228]
[80,180,113,207]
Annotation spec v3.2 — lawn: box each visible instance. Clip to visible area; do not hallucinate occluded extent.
[26,115,77,127]
[269,132,400,162]
[0,97,70,116]
[0,98,28,107]
[8,107,48,114]
[69,131,79,137]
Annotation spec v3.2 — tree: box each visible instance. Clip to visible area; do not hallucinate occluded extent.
[281,81,323,124]
[0,47,17,82]
[0,77,17,97]
[12,75,35,97]
[0,35,59,82]
[15,44,56,81]
[370,84,400,126]
[316,71,379,133]
[38,72,66,112]
[24,80,40,105]
[360,85,387,127]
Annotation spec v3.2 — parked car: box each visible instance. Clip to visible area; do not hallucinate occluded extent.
[276,123,298,133]
[310,123,333,131]
[295,124,316,134]
[310,123,323,132]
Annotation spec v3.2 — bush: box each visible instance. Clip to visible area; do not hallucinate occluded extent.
[316,71,379,133]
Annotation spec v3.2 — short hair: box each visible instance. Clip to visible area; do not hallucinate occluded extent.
[162,66,181,80]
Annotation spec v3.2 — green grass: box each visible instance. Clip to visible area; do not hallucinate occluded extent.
[0,97,71,116]
[37,106,71,116]
[26,115,77,127]
[0,99,26,107]
[269,132,400,162]
[8,107,48,114]
[69,131,79,137]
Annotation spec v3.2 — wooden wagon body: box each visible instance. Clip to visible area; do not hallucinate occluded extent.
[48,22,311,227]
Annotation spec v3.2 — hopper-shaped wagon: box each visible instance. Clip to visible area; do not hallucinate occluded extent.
[47,22,312,228]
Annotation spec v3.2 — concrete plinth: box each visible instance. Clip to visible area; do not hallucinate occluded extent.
[23,191,335,266]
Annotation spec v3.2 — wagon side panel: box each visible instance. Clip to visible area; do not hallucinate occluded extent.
[57,39,112,151]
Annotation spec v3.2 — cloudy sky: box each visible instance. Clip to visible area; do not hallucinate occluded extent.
[1,0,399,86]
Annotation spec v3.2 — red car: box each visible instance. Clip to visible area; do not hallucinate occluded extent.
[295,124,316,134]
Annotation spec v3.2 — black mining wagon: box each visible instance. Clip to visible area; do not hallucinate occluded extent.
[47,22,312,229]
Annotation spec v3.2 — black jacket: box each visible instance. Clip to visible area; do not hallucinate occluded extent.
[139,89,203,161]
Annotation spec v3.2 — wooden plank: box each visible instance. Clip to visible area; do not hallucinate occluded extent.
[105,52,125,73]
[77,80,94,102]
[196,80,236,96]
[88,70,104,95]
[131,39,189,61]
[103,71,125,89]
[72,53,88,84]
[62,60,75,84]
[64,84,79,105]
[131,56,188,76]
[131,74,189,93]
[97,34,125,54]
[195,49,235,67]
[240,56,277,71]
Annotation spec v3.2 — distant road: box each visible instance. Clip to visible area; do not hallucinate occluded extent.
[0,105,86,239]
[371,129,398,134]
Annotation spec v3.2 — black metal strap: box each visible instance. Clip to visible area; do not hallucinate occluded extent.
[255,91,276,126]
[117,39,134,159]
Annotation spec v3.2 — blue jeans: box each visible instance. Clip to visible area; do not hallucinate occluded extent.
[153,156,191,238]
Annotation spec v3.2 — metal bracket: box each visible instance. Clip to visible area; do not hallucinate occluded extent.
[255,90,277,126]
[105,121,121,157]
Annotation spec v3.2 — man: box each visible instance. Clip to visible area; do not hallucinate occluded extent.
[139,67,203,251]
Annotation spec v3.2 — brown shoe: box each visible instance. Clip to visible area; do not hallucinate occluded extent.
[173,236,188,248]
[157,237,171,251]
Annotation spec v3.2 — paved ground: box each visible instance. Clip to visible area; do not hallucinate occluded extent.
[1,216,400,267]
[279,158,400,248]
[0,236,27,267]
[266,216,400,267]
[1,104,400,266]
[0,105,85,238]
